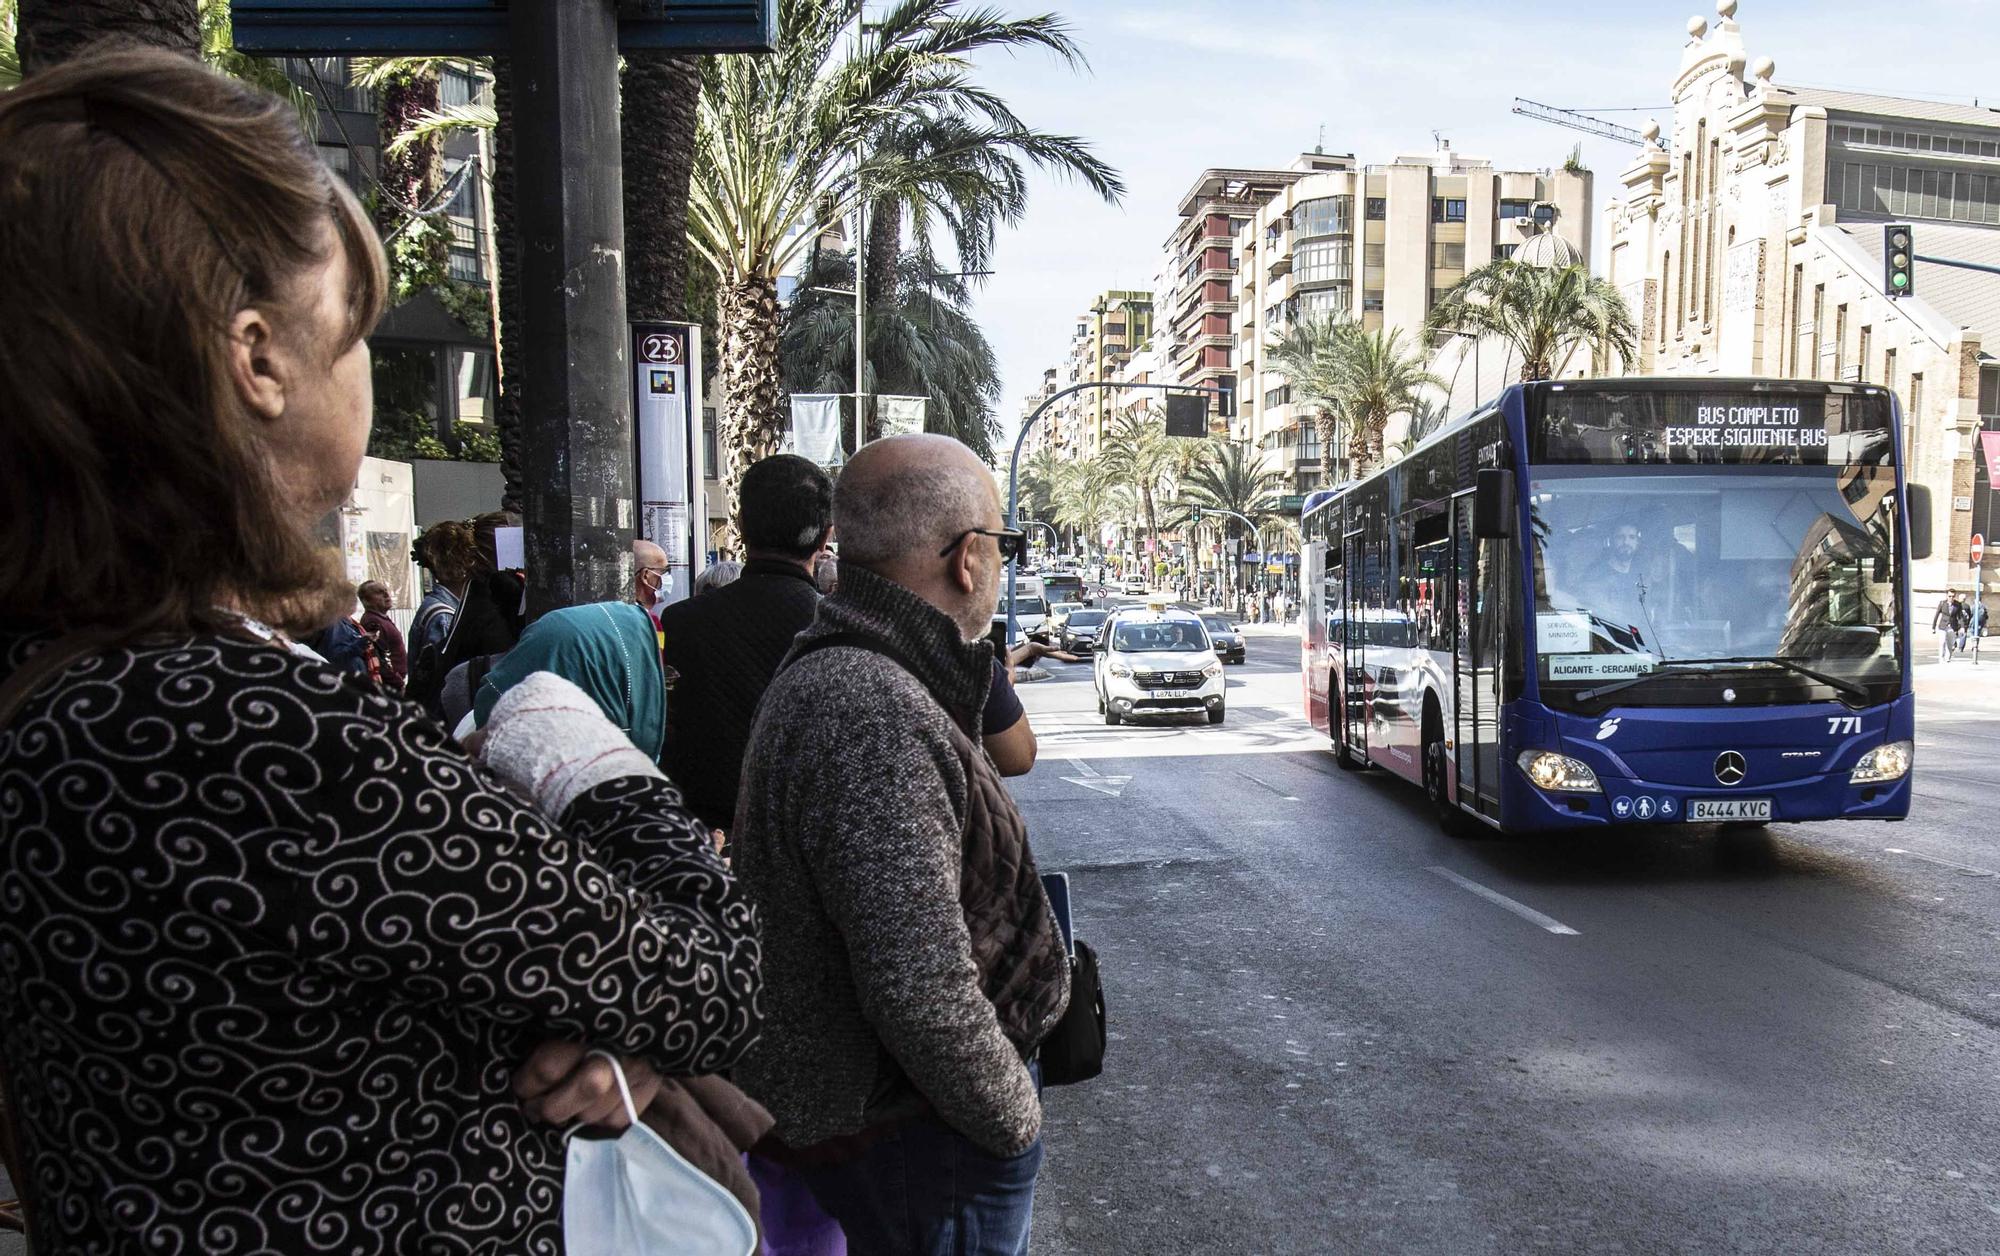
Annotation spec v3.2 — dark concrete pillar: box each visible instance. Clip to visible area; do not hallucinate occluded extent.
[510,0,634,616]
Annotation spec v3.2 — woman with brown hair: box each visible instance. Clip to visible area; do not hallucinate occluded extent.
[0,49,761,1254]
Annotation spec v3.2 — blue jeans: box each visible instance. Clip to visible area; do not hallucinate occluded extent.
[796,1068,1044,1256]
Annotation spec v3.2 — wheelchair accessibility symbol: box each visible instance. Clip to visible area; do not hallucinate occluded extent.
[1658,797,1676,817]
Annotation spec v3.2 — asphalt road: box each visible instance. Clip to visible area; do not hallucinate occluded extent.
[1017,626,2000,1255]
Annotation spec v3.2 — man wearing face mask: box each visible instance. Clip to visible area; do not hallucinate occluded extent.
[731,435,1069,1256]
[633,538,670,625]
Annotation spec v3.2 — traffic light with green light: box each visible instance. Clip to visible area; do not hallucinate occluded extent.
[1884,224,1914,298]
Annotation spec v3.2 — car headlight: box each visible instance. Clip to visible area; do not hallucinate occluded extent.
[1849,740,1912,784]
[1516,750,1602,793]
[1108,664,1132,678]
[1202,663,1223,678]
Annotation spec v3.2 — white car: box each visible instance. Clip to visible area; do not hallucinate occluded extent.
[1094,604,1226,725]
[1119,578,1149,595]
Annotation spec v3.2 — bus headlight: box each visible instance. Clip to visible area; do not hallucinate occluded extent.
[1516,750,1602,793]
[1849,740,1912,785]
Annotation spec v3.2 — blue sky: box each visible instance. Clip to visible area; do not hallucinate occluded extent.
[963,0,2000,448]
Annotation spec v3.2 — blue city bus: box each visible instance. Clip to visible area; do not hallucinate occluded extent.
[1300,378,1930,835]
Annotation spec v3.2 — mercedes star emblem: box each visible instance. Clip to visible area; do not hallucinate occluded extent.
[1714,751,1747,786]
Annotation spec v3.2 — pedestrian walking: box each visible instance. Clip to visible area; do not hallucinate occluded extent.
[1970,597,1990,663]
[1933,592,1958,662]
[0,50,762,1254]
[732,434,1069,1256]
[357,579,407,692]
[407,519,475,707]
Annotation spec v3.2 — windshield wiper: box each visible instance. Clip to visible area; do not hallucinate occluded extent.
[1576,655,1869,705]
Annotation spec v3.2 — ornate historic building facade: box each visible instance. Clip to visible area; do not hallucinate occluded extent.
[1603,0,2000,599]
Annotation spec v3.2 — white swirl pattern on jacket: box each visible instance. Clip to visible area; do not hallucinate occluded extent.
[0,633,761,1254]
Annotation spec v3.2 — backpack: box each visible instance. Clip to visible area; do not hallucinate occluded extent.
[405,601,457,716]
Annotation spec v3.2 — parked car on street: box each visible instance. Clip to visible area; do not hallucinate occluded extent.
[1202,615,1246,664]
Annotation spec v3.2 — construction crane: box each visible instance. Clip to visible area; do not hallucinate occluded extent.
[1511,98,1645,146]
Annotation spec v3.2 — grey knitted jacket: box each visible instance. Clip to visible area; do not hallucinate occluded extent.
[732,565,1069,1158]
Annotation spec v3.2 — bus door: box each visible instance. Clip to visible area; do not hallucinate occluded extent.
[1452,493,1505,816]
[1342,529,1367,756]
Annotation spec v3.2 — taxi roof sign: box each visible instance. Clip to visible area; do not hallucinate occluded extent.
[229,0,779,54]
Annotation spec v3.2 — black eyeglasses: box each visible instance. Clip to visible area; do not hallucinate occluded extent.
[939,527,1028,565]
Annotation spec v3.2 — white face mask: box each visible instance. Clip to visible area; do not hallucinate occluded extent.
[562,1053,757,1256]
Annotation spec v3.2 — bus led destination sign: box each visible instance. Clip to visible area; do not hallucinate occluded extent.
[1664,403,1828,452]
[1532,385,1891,467]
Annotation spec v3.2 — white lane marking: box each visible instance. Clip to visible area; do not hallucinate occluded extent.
[1883,848,1998,878]
[1426,866,1581,936]
[1061,757,1132,797]
[1236,771,1299,801]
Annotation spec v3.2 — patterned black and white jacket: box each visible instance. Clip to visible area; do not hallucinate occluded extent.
[0,631,763,1254]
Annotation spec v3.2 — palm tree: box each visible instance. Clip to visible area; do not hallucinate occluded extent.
[1016,445,1064,528]
[1097,409,1180,556]
[1395,394,1453,455]
[1336,326,1442,474]
[1426,259,1638,383]
[15,0,195,75]
[861,108,1115,309]
[1051,458,1118,562]
[1264,312,1356,483]
[780,245,1002,456]
[1172,441,1286,597]
[691,0,1122,518]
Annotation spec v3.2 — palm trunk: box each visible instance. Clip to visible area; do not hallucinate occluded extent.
[490,59,525,511]
[1141,483,1158,568]
[620,51,700,323]
[865,197,900,308]
[18,0,197,73]
[1313,408,1340,483]
[717,275,785,551]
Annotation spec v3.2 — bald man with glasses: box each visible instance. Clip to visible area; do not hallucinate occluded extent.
[731,435,1069,1256]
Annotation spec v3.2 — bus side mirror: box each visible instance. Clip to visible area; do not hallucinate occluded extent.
[1474,468,1515,539]
[1906,483,1932,560]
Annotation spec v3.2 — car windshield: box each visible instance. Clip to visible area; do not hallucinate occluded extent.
[1016,598,1048,616]
[1528,464,1901,704]
[1202,617,1234,634]
[1068,610,1107,627]
[1112,621,1207,652]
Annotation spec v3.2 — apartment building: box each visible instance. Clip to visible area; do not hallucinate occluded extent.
[1601,0,2000,600]
[1161,166,1320,432]
[1044,289,1155,459]
[1231,149,1590,491]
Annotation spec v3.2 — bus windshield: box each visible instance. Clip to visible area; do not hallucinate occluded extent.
[1528,464,1900,705]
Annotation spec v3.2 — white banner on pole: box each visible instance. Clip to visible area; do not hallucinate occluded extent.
[788,394,846,467]
[876,394,928,439]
